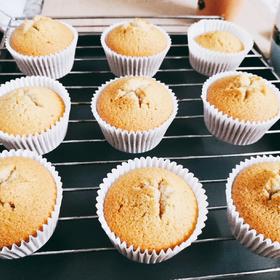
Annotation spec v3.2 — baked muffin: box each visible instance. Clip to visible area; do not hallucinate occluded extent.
[104,167,198,251]
[97,76,174,131]
[202,71,280,145]
[0,86,65,136]
[105,18,167,57]
[232,161,280,242]
[207,74,279,122]
[188,19,253,76]
[195,31,244,53]
[10,16,73,56]
[0,156,57,248]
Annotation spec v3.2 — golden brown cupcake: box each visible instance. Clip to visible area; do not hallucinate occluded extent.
[105,18,167,56]
[97,76,174,131]
[11,16,73,56]
[232,161,280,242]
[195,31,244,53]
[104,167,198,251]
[207,74,279,121]
[0,156,57,248]
[0,86,65,136]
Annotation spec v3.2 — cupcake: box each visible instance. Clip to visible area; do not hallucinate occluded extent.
[195,31,244,53]
[6,16,78,79]
[0,149,63,259]
[96,157,208,263]
[201,71,280,145]
[188,19,253,76]
[0,76,71,155]
[91,76,178,153]
[226,155,280,258]
[101,18,171,77]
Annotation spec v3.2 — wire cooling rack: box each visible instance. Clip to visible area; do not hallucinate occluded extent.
[0,15,280,280]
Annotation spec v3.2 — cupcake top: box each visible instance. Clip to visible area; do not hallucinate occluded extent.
[97,76,174,131]
[232,161,280,242]
[105,18,168,56]
[207,74,279,122]
[195,31,244,53]
[0,156,57,248]
[0,86,65,136]
[104,167,198,251]
[10,16,73,56]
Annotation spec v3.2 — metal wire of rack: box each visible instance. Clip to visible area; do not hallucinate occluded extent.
[0,15,280,280]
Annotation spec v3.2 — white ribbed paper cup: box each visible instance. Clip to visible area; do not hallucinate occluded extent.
[226,155,280,258]
[6,22,78,79]
[0,149,63,259]
[188,20,253,76]
[101,22,171,77]
[96,157,208,263]
[201,71,280,145]
[91,76,178,153]
[0,76,71,155]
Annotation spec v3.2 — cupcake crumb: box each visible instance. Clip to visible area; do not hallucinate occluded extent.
[264,172,280,200]
[97,76,173,131]
[104,167,198,251]
[207,74,279,121]
[233,162,280,242]
[11,16,73,56]
[106,18,167,56]
[195,31,244,53]
[0,86,65,136]
[0,157,57,248]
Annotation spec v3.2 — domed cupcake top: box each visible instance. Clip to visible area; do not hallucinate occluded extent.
[232,161,280,242]
[195,31,244,53]
[207,74,279,122]
[11,16,74,56]
[0,156,57,248]
[97,76,174,131]
[0,86,65,136]
[104,167,198,251]
[105,18,168,56]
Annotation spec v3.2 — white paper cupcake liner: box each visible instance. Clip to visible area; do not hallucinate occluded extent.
[0,149,63,259]
[201,71,280,145]
[101,21,171,77]
[0,76,71,155]
[96,156,208,263]
[226,155,280,258]
[5,22,78,79]
[91,76,178,153]
[188,20,253,76]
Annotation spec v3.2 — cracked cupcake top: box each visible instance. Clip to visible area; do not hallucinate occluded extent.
[195,31,244,53]
[232,161,280,242]
[97,76,174,131]
[0,156,56,248]
[104,167,198,251]
[207,74,279,122]
[10,16,73,56]
[105,18,167,56]
[0,86,65,136]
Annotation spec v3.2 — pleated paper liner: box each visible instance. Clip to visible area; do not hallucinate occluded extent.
[96,157,208,263]
[188,19,253,76]
[101,21,171,77]
[6,22,78,79]
[0,76,71,155]
[226,155,280,259]
[201,71,280,145]
[0,149,63,259]
[91,76,178,153]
